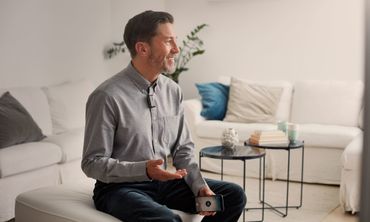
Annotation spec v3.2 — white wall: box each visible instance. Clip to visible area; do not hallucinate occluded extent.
[0,0,111,88]
[0,0,364,100]
[165,0,365,99]
[0,0,165,89]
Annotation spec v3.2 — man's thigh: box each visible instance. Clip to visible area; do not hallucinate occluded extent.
[160,179,198,214]
[96,185,181,222]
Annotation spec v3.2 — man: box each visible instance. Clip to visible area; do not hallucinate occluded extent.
[82,10,246,222]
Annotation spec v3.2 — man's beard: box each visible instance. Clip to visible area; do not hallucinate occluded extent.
[149,54,176,74]
[164,59,176,74]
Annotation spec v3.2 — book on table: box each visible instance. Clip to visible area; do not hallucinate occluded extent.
[252,130,286,137]
[248,138,290,146]
[249,130,289,146]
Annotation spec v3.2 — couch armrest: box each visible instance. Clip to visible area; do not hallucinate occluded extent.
[184,99,205,134]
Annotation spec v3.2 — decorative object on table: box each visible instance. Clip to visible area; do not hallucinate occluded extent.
[249,130,289,146]
[221,128,239,150]
[104,24,208,83]
[277,120,288,133]
[287,123,299,142]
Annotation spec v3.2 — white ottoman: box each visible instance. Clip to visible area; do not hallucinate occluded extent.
[15,184,203,222]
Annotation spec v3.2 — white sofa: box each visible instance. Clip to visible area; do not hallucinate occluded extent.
[184,77,364,212]
[340,132,363,213]
[0,80,95,222]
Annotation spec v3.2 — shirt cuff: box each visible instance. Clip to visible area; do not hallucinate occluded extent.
[137,160,152,181]
[190,176,207,196]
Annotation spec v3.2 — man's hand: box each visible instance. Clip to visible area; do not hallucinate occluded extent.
[198,186,217,216]
[146,159,187,181]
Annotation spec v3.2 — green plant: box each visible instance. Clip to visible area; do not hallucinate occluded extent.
[104,24,208,83]
[104,41,126,59]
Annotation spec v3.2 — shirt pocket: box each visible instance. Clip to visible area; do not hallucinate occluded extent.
[161,115,180,147]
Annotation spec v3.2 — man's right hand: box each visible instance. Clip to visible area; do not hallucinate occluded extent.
[146,159,187,181]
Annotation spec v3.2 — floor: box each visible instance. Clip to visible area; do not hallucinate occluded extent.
[201,170,358,222]
[323,207,358,222]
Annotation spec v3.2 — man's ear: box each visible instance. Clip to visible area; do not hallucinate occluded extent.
[135,42,149,57]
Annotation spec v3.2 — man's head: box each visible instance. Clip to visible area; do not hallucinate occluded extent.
[124,10,179,75]
[124,10,174,58]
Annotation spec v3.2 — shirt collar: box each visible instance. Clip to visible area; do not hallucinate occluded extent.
[125,62,162,94]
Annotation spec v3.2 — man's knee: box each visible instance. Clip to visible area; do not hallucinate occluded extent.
[139,205,183,222]
[228,182,247,208]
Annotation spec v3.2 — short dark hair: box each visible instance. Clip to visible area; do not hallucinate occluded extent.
[124,10,174,58]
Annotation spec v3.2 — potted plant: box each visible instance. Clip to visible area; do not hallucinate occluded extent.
[105,24,208,83]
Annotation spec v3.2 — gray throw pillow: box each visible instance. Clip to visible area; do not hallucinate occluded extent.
[0,92,45,148]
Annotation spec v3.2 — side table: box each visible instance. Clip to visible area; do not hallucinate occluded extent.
[244,140,305,217]
[199,145,266,222]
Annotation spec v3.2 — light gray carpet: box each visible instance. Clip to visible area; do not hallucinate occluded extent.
[202,171,343,222]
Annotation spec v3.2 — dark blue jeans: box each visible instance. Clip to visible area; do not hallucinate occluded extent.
[93,178,246,222]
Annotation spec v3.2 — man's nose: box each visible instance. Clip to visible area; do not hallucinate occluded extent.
[172,42,180,54]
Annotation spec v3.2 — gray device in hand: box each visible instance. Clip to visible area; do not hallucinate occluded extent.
[195,195,224,212]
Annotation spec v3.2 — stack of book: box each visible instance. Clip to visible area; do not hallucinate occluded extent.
[248,130,289,146]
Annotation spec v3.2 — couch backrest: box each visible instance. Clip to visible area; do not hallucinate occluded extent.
[0,87,53,135]
[1,79,95,136]
[218,76,293,121]
[291,80,364,127]
[42,79,95,134]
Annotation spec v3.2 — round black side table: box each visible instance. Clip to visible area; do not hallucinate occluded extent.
[199,145,266,222]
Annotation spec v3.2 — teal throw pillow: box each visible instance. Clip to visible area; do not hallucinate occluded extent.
[195,82,229,120]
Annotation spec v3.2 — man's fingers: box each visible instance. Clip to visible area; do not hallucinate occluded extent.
[147,160,187,181]
[162,170,183,180]
[199,211,216,216]
[175,169,187,177]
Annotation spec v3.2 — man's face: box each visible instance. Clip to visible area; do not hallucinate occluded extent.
[147,23,179,74]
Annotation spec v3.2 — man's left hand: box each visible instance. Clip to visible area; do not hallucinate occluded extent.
[197,186,217,216]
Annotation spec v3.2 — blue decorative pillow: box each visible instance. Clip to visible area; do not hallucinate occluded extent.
[195,82,229,120]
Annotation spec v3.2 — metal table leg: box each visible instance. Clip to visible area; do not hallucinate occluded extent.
[248,146,305,217]
[244,156,265,222]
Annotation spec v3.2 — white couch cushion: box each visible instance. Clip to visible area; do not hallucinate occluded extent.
[341,133,363,170]
[0,87,52,135]
[291,81,364,127]
[217,76,293,121]
[0,141,62,178]
[43,79,94,134]
[298,124,362,148]
[196,121,277,141]
[44,128,84,163]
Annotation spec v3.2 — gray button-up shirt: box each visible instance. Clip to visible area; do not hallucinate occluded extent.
[81,63,207,195]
